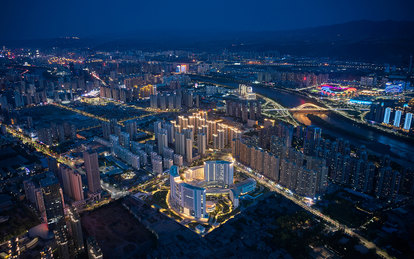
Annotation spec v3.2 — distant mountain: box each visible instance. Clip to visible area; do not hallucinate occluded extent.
[249,20,414,43]
[230,20,414,64]
[2,20,414,64]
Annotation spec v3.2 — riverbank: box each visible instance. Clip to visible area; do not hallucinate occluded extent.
[306,114,411,169]
[190,74,414,167]
[326,111,414,145]
[193,74,413,144]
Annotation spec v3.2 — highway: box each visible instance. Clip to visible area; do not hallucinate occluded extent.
[257,92,299,126]
[1,103,157,173]
[234,162,392,259]
[193,74,406,140]
[0,123,75,168]
[293,86,409,139]
[195,79,300,126]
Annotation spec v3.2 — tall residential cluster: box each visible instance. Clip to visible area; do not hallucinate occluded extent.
[154,111,242,165]
[232,120,405,202]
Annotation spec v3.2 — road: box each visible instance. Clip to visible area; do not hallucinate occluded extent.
[257,92,299,126]
[235,162,391,259]
[52,102,110,122]
[290,84,410,139]
[195,79,299,126]
[1,123,75,168]
[194,74,409,140]
[53,102,155,136]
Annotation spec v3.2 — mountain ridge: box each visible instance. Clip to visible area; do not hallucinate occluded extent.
[2,20,414,64]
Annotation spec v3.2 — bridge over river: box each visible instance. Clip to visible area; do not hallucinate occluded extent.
[264,103,369,113]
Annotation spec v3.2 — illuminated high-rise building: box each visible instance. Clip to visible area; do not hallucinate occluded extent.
[125,120,137,140]
[150,94,158,109]
[68,208,84,253]
[120,132,130,148]
[269,154,280,181]
[217,129,225,149]
[163,147,174,159]
[152,155,163,174]
[404,113,413,130]
[170,166,206,219]
[183,127,194,142]
[393,110,402,127]
[163,157,174,169]
[262,151,280,181]
[154,121,162,136]
[303,126,322,156]
[204,160,234,187]
[173,154,184,167]
[168,94,174,109]
[197,132,207,156]
[201,124,209,142]
[383,107,391,124]
[207,120,216,141]
[375,167,401,202]
[59,166,73,199]
[186,138,193,163]
[114,125,122,138]
[175,131,186,155]
[159,94,167,110]
[60,165,84,201]
[213,134,219,149]
[34,188,46,221]
[23,180,36,204]
[48,157,59,174]
[165,122,175,144]
[157,128,168,154]
[295,168,318,198]
[70,171,84,202]
[83,150,101,194]
[184,91,193,108]
[41,176,69,258]
[174,94,182,109]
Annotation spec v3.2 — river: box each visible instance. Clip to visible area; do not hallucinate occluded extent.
[255,84,414,168]
[198,78,414,168]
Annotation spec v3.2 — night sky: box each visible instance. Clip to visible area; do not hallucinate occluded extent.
[1,0,414,40]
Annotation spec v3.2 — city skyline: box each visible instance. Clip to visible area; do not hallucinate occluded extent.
[0,1,413,258]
